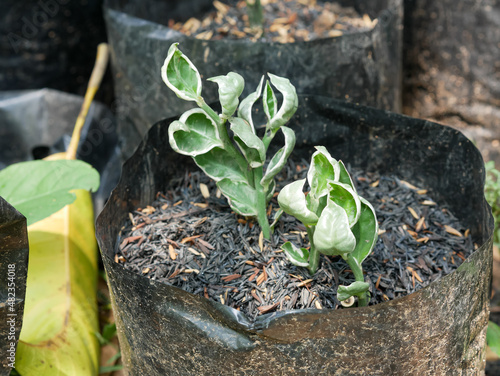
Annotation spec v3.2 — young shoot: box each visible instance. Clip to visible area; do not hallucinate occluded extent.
[278,146,378,306]
[161,43,298,240]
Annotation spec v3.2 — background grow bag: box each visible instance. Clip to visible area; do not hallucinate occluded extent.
[96,96,494,375]
[0,198,28,376]
[0,89,122,213]
[104,0,403,159]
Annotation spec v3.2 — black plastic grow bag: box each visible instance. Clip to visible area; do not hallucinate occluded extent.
[96,96,493,375]
[0,197,28,376]
[104,0,403,159]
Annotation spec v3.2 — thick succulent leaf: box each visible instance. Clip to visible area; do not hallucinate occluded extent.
[15,189,99,375]
[261,126,296,189]
[351,197,378,264]
[338,160,356,191]
[282,242,310,267]
[230,117,266,168]
[169,108,223,157]
[266,179,276,202]
[267,73,298,131]
[337,281,370,302]
[208,72,244,118]
[328,181,361,227]
[277,179,318,225]
[194,147,247,182]
[237,76,264,134]
[313,199,356,256]
[161,43,202,102]
[263,80,277,123]
[217,179,258,216]
[0,160,99,226]
[307,146,340,199]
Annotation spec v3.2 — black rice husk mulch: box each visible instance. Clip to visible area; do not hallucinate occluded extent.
[116,160,474,319]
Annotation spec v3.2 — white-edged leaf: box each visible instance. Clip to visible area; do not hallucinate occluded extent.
[161,43,202,102]
[282,242,310,267]
[313,199,356,256]
[328,181,361,227]
[266,179,276,202]
[337,281,370,301]
[217,179,258,216]
[307,146,340,199]
[237,76,264,134]
[277,179,318,225]
[261,126,296,189]
[230,117,266,168]
[351,197,378,264]
[194,147,247,182]
[0,160,99,226]
[168,108,223,156]
[208,72,244,118]
[267,73,298,132]
[338,160,356,191]
[263,80,277,123]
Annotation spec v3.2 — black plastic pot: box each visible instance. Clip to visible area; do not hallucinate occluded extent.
[0,198,28,376]
[0,89,122,213]
[104,0,403,159]
[96,96,494,375]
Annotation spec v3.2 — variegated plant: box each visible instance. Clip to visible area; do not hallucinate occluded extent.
[278,146,378,306]
[162,43,297,239]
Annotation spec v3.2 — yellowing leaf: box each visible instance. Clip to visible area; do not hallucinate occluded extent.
[15,189,99,375]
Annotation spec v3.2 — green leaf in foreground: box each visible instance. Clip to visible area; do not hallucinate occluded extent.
[487,321,500,357]
[0,160,100,226]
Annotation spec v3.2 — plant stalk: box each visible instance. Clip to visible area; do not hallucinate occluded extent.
[346,254,368,307]
[306,226,320,274]
[246,0,264,29]
[254,167,271,239]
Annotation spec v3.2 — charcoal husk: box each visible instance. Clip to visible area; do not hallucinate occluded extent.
[96,95,494,375]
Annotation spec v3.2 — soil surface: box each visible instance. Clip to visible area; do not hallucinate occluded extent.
[168,0,376,43]
[115,161,473,319]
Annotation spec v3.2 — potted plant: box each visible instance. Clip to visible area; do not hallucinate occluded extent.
[103,0,403,159]
[96,45,493,374]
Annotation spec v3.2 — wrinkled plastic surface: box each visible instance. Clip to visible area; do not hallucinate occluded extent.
[97,96,493,375]
[104,0,402,159]
[403,0,500,164]
[0,89,122,213]
[0,197,28,376]
[0,0,107,97]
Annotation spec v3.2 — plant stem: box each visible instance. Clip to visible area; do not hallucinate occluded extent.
[346,254,368,307]
[246,0,264,28]
[306,226,320,274]
[254,167,271,239]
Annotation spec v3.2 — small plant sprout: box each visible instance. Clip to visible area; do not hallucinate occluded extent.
[278,147,378,306]
[162,43,297,240]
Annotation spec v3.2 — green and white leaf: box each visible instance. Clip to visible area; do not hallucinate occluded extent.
[261,126,296,189]
[168,108,223,157]
[337,281,370,302]
[230,117,266,168]
[307,146,340,199]
[281,242,310,267]
[277,179,318,225]
[237,76,264,134]
[217,179,258,216]
[266,73,298,132]
[208,72,244,119]
[337,160,356,191]
[313,199,356,256]
[328,181,361,227]
[194,147,247,182]
[161,43,202,102]
[350,197,378,264]
[263,80,277,123]
[266,179,276,202]
[0,160,99,226]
